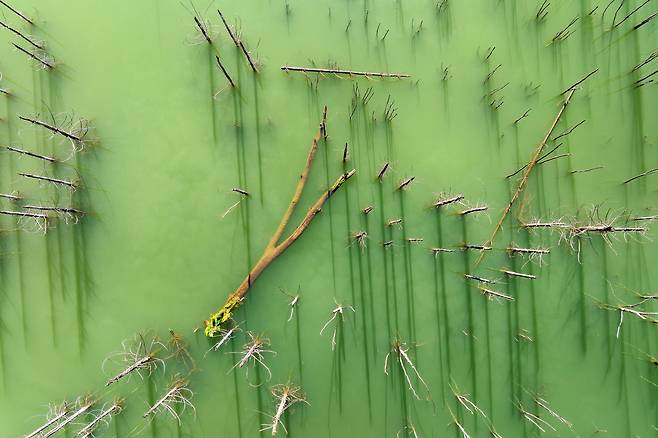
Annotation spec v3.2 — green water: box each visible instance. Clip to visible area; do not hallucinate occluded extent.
[1,0,657,436]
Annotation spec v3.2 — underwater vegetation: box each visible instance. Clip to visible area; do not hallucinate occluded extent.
[0,0,657,437]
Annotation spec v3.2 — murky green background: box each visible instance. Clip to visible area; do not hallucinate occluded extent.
[1,0,657,436]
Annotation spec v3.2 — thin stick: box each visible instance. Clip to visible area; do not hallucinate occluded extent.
[614,0,651,28]
[204,108,355,336]
[634,11,658,30]
[433,194,464,208]
[459,205,488,216]
[0,0,33,25]
[24,403,68,438]
[19,172,77,189]
[479,286,514,301]
[261,384,307,435]
[571,166,603,174]
[239,40,259,72]
[507,246,550,255]
[536,153,570,165]
[193,16,212,44]
[0,192,21,201]
[377,162,390,180]
[552,119,586,141]
[506,143,565,178]
[42,400,94,438]
[0,19,42,49]
[6,145,57,162]
[476,89,576,267]
[232,187,249,196]
[143,379,194,423]
[106,354,156,386]
[623,167,658,184]
[514,109,531,124]
[12,43,53,69]
[217,9,239,46]
[0,209,47,219]
[635,69,658,85]
[24,205,84,215]
[281,65,410,78]
[18,115,83,142]
[561,69,598,95]
[499,268,536,279]
[398,176,415,190]
[76,402,123,437]
[631,215,658,221]
[215,55,235,87]
[632,51,658,72]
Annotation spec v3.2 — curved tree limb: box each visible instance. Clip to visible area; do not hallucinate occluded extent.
[204,107,355,336]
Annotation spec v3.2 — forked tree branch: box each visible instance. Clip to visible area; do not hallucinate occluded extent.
[204,107,355,336]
